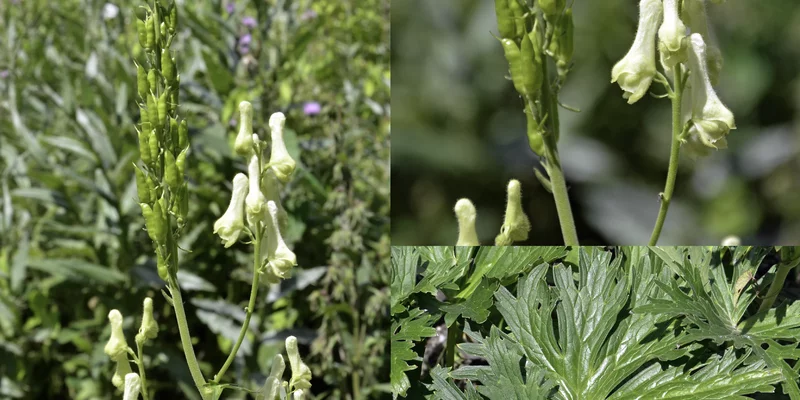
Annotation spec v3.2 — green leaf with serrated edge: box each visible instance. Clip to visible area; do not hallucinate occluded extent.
[494,249,691,398]
[415,247,470,295]
[458,246,565,299]
[428,366,482,400]
[391,308,437,397]
[391,247,418,314]
[440,279,497,327]
[609,349,781,400]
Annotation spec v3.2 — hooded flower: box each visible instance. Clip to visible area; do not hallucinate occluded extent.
[213,173,249,247]
[234,101,254,156]
[685,33,734,151]
[495,180,531,246]
[658,0,687,69]
[286,336,312,391]
[262,168,289,233]
[261,200,297,283]
[682,0,723,85]
[245,154,268,225]
[104,310,129,358]
[111,354,133,389]
[261,355,285,400]
[611,0,663,104]
[136,297,158,344]
[454,198,479,246]
[268,112,296,183]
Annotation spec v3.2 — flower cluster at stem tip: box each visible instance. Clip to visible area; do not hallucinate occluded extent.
[611,0,735,157]
[214,100,297,284]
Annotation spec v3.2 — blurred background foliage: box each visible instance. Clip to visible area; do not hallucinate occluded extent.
[392,0,800,245]
[0,0,389,398]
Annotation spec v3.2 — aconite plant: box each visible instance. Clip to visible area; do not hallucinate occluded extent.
[102,2,311,399]
[453,0,734,246]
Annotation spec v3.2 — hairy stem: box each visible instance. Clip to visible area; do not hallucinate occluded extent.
[135,342,150,400]
[213,227,262,383]
[531,61,579,245]
[649,67,684,245]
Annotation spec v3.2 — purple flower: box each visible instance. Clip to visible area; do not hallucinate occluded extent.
[225,2,235,14]
[303,102,321,116]
[301,9,318,21]
[0,70,9,79]
[239,34,252,46]
[242,16,257,28]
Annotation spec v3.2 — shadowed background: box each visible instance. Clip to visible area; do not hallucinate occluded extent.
[391,0,800,245]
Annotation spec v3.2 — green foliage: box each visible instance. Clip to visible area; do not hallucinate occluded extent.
[391,246,800,399]
[0,0,389,398]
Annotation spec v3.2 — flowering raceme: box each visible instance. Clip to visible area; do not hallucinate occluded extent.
[611,0,662,104]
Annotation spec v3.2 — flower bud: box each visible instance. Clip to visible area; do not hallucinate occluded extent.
[136,297,158,344]
[269,112,296,183]
[178,119,189,150]
[235,101,254,156]
[494,0,516,39]
[168,4,178,34]
[262,168,289,233]
[164,150,180,189]
[611,0,662,104]
[262,201,297,283]
[519,30,543,96]
[539,0,565,17]
[495,180,530,246]
[293,390,305,400]
[134,166,151,204]
[145,16,155,49]
[137,19,148,48]
[454,198,479,246]
[147,70,157,94]
[658,0,687,69]
[214,173,249,247]
[104,309,129,358]
[685,33,734,151]
[245,155,268,226]
[721,235,740,246]
[136,63,148,100]
[286,336,312,391]
[123,373,141,400]
[554,9,575,79]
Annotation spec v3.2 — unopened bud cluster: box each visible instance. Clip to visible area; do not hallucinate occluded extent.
[134,0,188,281]
[213,101,298,284]
[611,0,735,156]
[493,0,573,156]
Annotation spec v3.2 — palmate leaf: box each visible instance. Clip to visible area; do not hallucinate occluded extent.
[391,247,419,314]
[391,308,437,397]
[439,279,497,327]
[644,246,800,398]
[458,246,566,299]
[415,246,473,295]
[487,248,781,399]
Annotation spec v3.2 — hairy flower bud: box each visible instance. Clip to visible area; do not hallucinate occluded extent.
[268,112,296,183]
[245,155,267,226]
[262,201,297,283]
[214,173,249,247]
[658,0,687,69]
[611,0,662,104]
[136,297,158,344]
[123,373,141,400]
[685,33,734,151]
[454,198,479,246]
[235,101,255,156]
[495,180,531,246]
[104,310,129,358]
[286,336,312,391]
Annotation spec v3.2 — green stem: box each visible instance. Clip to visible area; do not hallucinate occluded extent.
[529,68,579,246]
[444,320,461,368]
[169,279,208,397]
[136,342,150,400]
[648,67,683,246]
[213,227,262,383]
[759,257,800,313]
